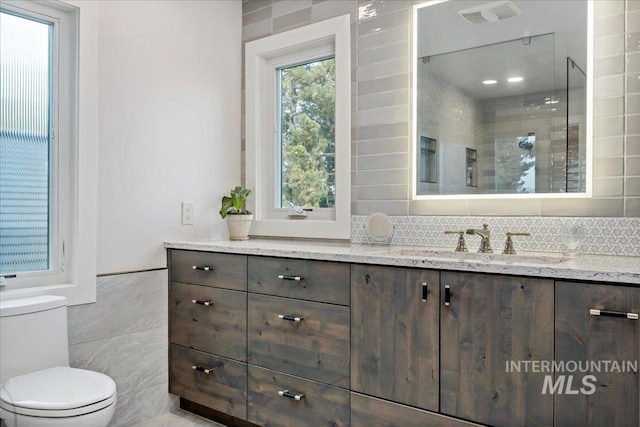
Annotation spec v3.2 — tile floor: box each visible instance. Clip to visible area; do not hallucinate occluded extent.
[131,409,225,427]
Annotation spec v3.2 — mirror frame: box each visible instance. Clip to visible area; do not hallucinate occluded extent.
[410,0,594,202]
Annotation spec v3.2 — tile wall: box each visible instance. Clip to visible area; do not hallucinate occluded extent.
[351,215,640,257]
[242,0,640,217]
[67,270,174,426]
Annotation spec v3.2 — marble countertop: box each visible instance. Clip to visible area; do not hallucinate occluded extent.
[164,240,640,285]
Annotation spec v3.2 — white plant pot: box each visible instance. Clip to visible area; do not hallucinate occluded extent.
[226,214,253,241]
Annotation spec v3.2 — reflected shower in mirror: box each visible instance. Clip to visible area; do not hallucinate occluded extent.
[413,0,590,196]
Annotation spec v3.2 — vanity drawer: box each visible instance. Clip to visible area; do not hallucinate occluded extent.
[170,282,246,361]
[248,256,350,305]
[248,293,350,387]
[169,344,247,420]
[247,365,349,427]
[170,250,247,291]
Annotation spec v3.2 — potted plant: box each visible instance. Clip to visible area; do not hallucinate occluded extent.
[219,186,253,240]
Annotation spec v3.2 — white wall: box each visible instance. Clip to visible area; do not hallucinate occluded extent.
[97,0,241,275]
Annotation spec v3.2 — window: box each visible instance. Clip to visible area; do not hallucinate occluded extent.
[245,15,350,239]
[1,11,54,275]
[278,57,336,210]
[0,0,98,305]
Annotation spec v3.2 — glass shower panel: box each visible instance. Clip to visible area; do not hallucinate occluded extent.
[566,57,587,193]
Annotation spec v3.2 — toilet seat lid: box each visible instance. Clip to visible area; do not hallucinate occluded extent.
[0,366,116,410]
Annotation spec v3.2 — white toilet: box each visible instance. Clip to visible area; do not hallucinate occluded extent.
[0,295,117,427]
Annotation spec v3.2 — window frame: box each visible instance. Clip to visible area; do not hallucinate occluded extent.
[245,14,351,239]
[1,0,98,306]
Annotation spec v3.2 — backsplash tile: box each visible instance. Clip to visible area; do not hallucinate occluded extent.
[351,215,640,257]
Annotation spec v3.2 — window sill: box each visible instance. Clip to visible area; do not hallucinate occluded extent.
[250,217,350,240]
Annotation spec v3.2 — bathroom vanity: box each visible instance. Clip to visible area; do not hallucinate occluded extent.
[165,240,640,427]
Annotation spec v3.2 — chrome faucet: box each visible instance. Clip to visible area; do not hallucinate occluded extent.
[466,224,493,253]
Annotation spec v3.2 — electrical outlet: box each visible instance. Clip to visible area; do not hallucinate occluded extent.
[182,202,194,225]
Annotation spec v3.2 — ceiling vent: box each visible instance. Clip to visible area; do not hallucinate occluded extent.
[457,1,522,24]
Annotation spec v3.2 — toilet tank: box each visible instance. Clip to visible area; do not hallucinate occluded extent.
[0,295,70,384]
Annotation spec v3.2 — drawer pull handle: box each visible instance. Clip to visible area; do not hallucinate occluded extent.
[192,265,214,271]
[279,390,305,401]
[278,275,302,281]
[192,299,212,307]
[422,282,428,302]
[279,314,303,322]
[444,285,451,306]
[590,309,639,320]
[192,362,222,374]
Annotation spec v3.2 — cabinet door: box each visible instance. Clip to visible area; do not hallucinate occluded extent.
[440,272,554,427]
[351,264,439,411]
[555,281,639,427]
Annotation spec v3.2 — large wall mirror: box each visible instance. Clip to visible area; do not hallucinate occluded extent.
[412,0,593,198]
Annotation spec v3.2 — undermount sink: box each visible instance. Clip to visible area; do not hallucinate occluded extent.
[384,247,571,265]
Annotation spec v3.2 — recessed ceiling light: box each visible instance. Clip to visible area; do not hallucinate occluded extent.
[482,79,498,85]
[508,76,523,83]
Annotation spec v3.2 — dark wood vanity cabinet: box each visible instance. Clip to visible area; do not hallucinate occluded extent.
[246,256,351,427]
[351,264,440,411]
[168,250,248,419]
[440,272,555,427]
[168,248,639,427]
[555,281,640,427]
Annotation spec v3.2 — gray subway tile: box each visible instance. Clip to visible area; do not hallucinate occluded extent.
[628,52,640,74]
[243,0,272,15]
[627,155,640,175]
[358,9,409,37]
[596,13,625,38]
[627,135,640,156]
[358,89,409,110]
[357,184,408,200]
[628,114,640,135]
[358,24,408,51]
[595,55,625,78]
[357,104,409,126]
[242,19,272,41]
[357,57,408,81]
[358,121,408,140]
[357,168,408,185]
[628,73,640,93]
[358,73,409,95]
[357,136,409,155]
[273,0,312,18]
[625,197,640,216]
[243,5,272,27]
[358,152,409,169]
[627,177,640,197]
[311,0,356,22]
[627,32,640,53]
[273,7,312,32]
[628,10,640,33]
[358,41,407,66]
[594,96,624,117]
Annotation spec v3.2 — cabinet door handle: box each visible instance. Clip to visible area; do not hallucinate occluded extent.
[192,299,212,307]
[278,275,302,281]
[590,309,639,320]
[279,314,303,322]
[444,285,451,306]
[422,282,428,302]
[278,390,305,401]
[192,265,214,271]
[192,362,222,374]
